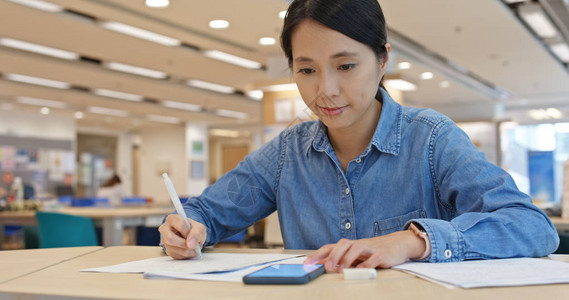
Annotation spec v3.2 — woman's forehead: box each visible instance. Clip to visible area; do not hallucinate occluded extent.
[291,20,369,60]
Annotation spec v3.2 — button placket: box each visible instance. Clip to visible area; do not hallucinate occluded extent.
[345,187,350,195]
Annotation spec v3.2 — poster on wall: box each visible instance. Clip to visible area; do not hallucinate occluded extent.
[48,150,65,181]
[192,141,204,156]
[190,160,205,179]
[1,146,16,171]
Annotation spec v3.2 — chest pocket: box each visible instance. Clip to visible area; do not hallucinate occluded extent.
[373,209,426,236]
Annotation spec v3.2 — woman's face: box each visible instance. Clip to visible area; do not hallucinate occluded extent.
[291,20,388,131]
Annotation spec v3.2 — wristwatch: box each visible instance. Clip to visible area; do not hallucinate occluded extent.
[408,222,431,260]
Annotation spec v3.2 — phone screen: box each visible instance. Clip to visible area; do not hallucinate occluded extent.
[243,264,325,284]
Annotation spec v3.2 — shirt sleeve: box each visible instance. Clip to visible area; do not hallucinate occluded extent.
[412,120,559,262]
[180,132,285,246]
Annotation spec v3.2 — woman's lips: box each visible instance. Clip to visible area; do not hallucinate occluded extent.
[319,105,347,117]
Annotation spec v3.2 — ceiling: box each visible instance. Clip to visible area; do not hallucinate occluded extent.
[1,0,569,135]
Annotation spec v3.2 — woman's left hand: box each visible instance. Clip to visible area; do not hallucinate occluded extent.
[304,230,426,272]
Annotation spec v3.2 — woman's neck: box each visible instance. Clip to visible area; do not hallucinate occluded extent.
[328,100,382,172]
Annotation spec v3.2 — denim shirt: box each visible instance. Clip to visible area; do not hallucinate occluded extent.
[183,89,559,262]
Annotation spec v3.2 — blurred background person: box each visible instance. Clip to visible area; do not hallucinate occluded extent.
[97,173,127,206]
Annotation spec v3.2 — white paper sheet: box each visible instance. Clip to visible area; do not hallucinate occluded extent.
[81,253,303,275]
[144,256,308,282]
[393,257,569,289]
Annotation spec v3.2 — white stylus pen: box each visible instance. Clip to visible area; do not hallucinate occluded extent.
[162,173,202,258]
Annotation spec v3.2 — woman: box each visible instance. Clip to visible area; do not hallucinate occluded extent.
[159,0,559,271]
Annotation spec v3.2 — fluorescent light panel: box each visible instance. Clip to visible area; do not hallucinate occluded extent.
[384,79,417,91]
[104,62,167,79]
[93,88,143,102]
[40,107,50,115]
[162,100,202,112]
[0,38,79,60]
[246,90,264,100]
[550,43,569,62]
[203,50,262,69]
[5,73,70,89]
[145,0,169,8]
[518,3,559,39]
[9,0,63,12]
[259,37,276,46]
[261,83,298,92]
[209,20,230,29]
[87,106,129,117]
[187,80,235,94]
[147,114,180,124]
[100,21,181,46]
[17,96,66,108]
[215,109,248,119]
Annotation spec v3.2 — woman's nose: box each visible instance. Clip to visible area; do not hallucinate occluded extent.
[318,71,340,99]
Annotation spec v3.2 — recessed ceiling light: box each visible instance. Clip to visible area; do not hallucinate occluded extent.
[104,62,168,79]
[0,38,79,60]
[74,111,84,119]
[9,0,63,12]
[187,80,235,94]
[17,96,66,108]
[100,21,181,46]
[145,0,169,8]
[546,108,563,119]
[260,83,298,92]
[147,114,180,124]
[87,106,129,117]
[215,109,248,119]
[5,73,71,89]
[398,62,411,70]
[421,72,434,80]
[439,81,450,88]
[93,89,144,102]
[40,107,50,115]
[259,37,276,46]
[279,10,287,19]
[209,20,230,29]
[203,50,262,69]
[246,90,264,100]
[162,100,202,112]
[384,79,417,91]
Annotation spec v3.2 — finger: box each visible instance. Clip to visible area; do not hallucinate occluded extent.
[186,219,207,249]
[159,225,188,249]
[165,244,197,260]
[304,244,334,264]
[322,239,354,272]
[356,253,392,269]
[339,242,370,269]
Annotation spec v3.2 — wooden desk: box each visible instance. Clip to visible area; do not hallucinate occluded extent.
[550,217,569,232]
[0,246,568,300]
[0,246,101,284]
[0,207,173,247]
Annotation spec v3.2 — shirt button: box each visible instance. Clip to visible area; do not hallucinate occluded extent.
[355,158,361,163]
[345,187,350,195]
[345,222,351,230]
[444,249,452,258]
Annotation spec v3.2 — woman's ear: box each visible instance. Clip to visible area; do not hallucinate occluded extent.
[381,43,391,69]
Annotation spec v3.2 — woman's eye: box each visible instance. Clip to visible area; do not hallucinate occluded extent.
[338,64,355,71]
[297,68,315,75]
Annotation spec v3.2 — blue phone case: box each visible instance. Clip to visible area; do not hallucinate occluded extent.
[243,264,325,285]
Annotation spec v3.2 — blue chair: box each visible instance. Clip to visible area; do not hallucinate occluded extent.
[36,211,99,248]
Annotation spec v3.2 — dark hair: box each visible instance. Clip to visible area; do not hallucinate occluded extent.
[280,0,389,100]
[101,173,121,188]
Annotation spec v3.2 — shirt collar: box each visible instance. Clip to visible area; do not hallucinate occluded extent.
[309,88,402,156]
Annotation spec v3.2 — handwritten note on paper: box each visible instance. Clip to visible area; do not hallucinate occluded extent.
[393,257,569,288]
[81,253,302,275]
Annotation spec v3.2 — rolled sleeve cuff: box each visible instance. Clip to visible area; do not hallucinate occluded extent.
[406,218,465,263]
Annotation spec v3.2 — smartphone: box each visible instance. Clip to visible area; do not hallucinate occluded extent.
[243,264,325,285]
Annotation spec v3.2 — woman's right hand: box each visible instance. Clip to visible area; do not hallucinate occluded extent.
[158,214,207,259]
